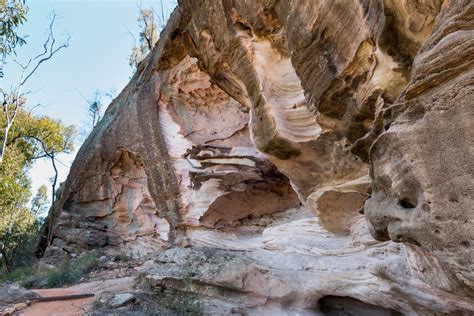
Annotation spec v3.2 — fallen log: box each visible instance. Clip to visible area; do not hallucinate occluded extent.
[32,293,94,302]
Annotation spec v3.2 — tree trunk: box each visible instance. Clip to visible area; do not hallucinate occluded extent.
[1,248,10,274]
[47,152,58,245]
[0,122,11,165]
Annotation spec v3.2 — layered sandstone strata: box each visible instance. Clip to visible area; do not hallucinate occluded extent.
[41,0,473,314]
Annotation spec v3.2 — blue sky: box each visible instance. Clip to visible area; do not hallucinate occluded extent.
[2,0,176,203]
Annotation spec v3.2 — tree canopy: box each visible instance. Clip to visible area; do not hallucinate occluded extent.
[129,6,158,70]
[0,0,28,76]
[0,108,75,272]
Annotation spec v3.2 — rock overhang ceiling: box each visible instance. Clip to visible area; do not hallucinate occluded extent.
[39,0,473,314]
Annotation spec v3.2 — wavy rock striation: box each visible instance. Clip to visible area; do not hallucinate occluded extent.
[40,0,473,314]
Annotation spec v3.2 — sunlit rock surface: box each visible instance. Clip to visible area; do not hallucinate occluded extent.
[40,0,473,314]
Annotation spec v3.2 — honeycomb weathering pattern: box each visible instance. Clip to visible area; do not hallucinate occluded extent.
[42,0,473,314]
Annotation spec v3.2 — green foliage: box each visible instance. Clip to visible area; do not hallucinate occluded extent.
[0,203,40,270]
[123,291,203,316]
[0,108,76,198]
[0,0,73,277]
[0,0,28,75]
[0,108,75,273]
[155,288,204,315]
[129,6,158,70]
[46,252,99,288]
[0,265,33,283]
[5,108,76,160]
[0,251,100,288]
[0,145,30,210]
[114,251,133,262]
[0,149,48,273]
[137,273,204,315]
[31,185,48,216]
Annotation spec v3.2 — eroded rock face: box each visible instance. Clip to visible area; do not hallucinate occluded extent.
[41,0,473,314]
[365,0,474,293]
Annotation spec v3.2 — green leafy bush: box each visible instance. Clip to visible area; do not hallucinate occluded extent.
[46,252,99,288]
[1,108,76,274]
[0,204,41,273]
[136,273,204,315]
[114,252,133,262]
[0,265,34,283]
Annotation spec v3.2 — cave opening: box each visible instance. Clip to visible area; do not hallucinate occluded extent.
[318,296,403,316]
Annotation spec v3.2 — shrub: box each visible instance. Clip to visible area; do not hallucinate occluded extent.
[114,252,133,262]
[46,252,99,288]
[0,207,41,273]
[0,266,35,283]
[136,273,204,315]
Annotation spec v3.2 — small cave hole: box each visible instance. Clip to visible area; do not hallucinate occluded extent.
[235,21,252,34]
[398,198,416,209]
[403,237,421,246]
[461,241,470,248]
[421,203,430,212]
[318,296,403,316]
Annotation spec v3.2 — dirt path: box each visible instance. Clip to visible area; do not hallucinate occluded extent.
[19,277,134,316]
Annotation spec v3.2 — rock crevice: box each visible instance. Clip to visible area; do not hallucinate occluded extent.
[41,0,474,314]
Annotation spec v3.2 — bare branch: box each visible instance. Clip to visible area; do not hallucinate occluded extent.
[2,95,10,123]
[0,12,69,165]
[20,35,70,86]
[141,9,153,50]
[53,156,69,168]
[32,13,56,61]
[126,27,138,46]
[160,0,166,29]
[77,90,92,104]
[27,103,43,115]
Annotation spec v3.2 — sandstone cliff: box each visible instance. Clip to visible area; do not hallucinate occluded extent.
[40,0,473,314]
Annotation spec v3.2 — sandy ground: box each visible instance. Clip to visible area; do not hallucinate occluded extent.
[19,277,134,316]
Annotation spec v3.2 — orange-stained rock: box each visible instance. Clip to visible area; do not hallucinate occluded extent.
[39,0,474,314]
